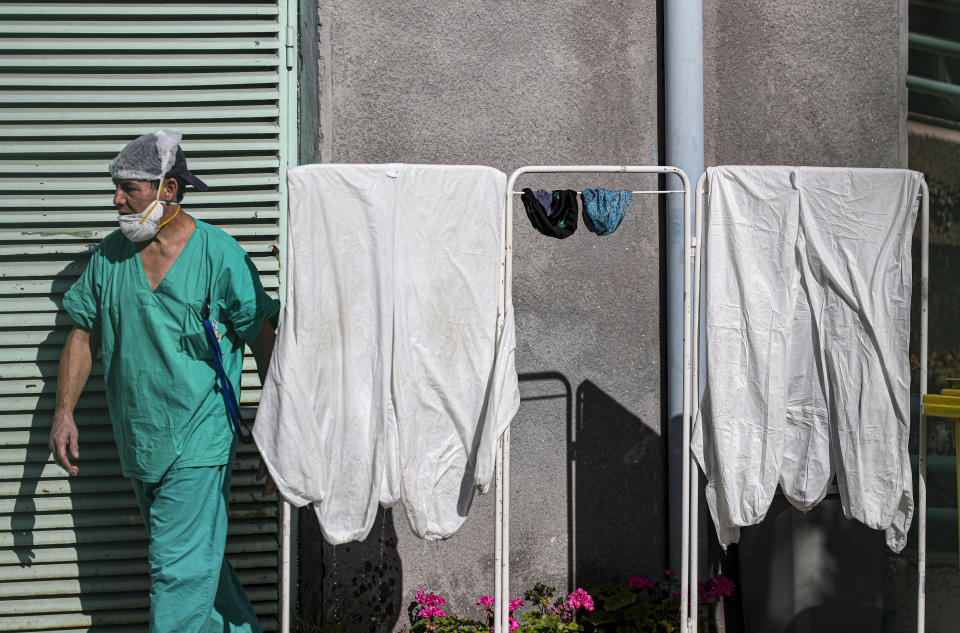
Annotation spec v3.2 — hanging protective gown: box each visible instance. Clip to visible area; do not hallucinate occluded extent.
[692,166,923,552]
[253,163,520,544]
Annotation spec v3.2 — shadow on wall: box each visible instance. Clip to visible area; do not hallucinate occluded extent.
[299,506,403,633]
[297,374,664,631]
[11,256,155,631]
[514,373,665,591]
[737,496,885,633]
[573,380,664,588]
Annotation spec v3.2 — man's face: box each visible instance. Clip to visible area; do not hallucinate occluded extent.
[113,178,158,215]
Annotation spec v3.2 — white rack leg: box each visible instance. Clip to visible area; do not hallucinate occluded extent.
[917,178,929,633]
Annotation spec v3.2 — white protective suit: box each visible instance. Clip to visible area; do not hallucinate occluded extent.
[692,166,922,552]
[254,163,520,544]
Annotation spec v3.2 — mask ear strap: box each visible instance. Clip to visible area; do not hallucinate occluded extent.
[137,177,166,226]
[155,204,181,231]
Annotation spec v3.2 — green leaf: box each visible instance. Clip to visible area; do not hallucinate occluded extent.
[619,603,650,622]
[603,591,638,611]
[657,619,675,633]
[583,611,617,625]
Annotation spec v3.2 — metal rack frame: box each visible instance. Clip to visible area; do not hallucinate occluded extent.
[683,171,930,633]
[497,166,693,633]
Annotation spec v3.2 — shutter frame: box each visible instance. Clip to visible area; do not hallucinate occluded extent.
[0,2,295,630]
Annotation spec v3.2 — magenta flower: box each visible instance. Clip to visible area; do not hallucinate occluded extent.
[664,569,675,578]
[415,590,446,607]
[547,601,575,622]
[488,617,520,633]
[417,605,447,619]
[628,576,653,591]
[476,594,495,608]
[714,574,735,597]
[509,598,525,613]
[697,574,735,602]
[567,588,595,611]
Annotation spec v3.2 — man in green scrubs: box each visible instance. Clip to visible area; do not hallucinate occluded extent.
[48,131,280,632]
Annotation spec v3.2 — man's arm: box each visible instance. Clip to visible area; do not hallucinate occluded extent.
[49,325,99,476]
[249,319,278,496]
[248,319,276,386]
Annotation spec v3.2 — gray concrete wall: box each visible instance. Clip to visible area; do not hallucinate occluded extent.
[296,2,664,631]
[702,0,907,168]
[699,2,913,632]
[294,0,913,631]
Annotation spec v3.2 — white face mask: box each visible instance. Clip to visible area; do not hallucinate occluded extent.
[117,180,179,243]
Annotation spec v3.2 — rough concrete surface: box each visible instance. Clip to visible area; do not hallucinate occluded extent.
[702,0,906,168]
[297,2,664,631]
[293,0,916,630]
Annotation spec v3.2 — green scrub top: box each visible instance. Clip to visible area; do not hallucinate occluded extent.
[63,219,280,482]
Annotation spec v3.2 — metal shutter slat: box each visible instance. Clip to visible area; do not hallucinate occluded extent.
[0,106,281,122]
[1,2,292,630]
[0,191,282,207]
[0,123,280,136]
[0,90,279,105]
[0,157,281,173]
[0,72,279,87]
[0,209,281,223]
[0,4,280,17]
[0,38,282,52]
[5,174,281,191]
[0,53,279,68]
[1,21,280,35]
[0,535,277,567]
[0,139,279,153]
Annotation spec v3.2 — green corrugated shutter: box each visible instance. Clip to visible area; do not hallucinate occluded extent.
[0,2,296,631]
[908,0,960,127]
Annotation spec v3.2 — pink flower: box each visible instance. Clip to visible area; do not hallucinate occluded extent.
[628,576,653,591]
[476,595,496,608]
[509,598,525,613]
[714,574,735,597]
[664,569,675,578]
[488,617,520,633]
[416,590,445,607]
[697,574,735,602]
[417,606,447,619]
[567,588,595,611]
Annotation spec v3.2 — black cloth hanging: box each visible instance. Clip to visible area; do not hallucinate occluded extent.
[520,188,578,239]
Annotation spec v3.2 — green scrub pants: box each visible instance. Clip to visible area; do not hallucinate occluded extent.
[132,464,263,633]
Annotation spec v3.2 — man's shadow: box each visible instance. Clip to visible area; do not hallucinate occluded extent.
[9,254,279,631]
[9,255,153,631]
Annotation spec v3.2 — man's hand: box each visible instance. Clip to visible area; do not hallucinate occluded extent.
[49,413,80,476]
[256,459,277,497]
[51,324,98,477]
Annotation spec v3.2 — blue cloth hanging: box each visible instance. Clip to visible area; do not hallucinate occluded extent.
[581,188,633,236]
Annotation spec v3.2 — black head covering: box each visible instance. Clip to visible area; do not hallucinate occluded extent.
[165,147,209,191]
[520,188,578,239]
